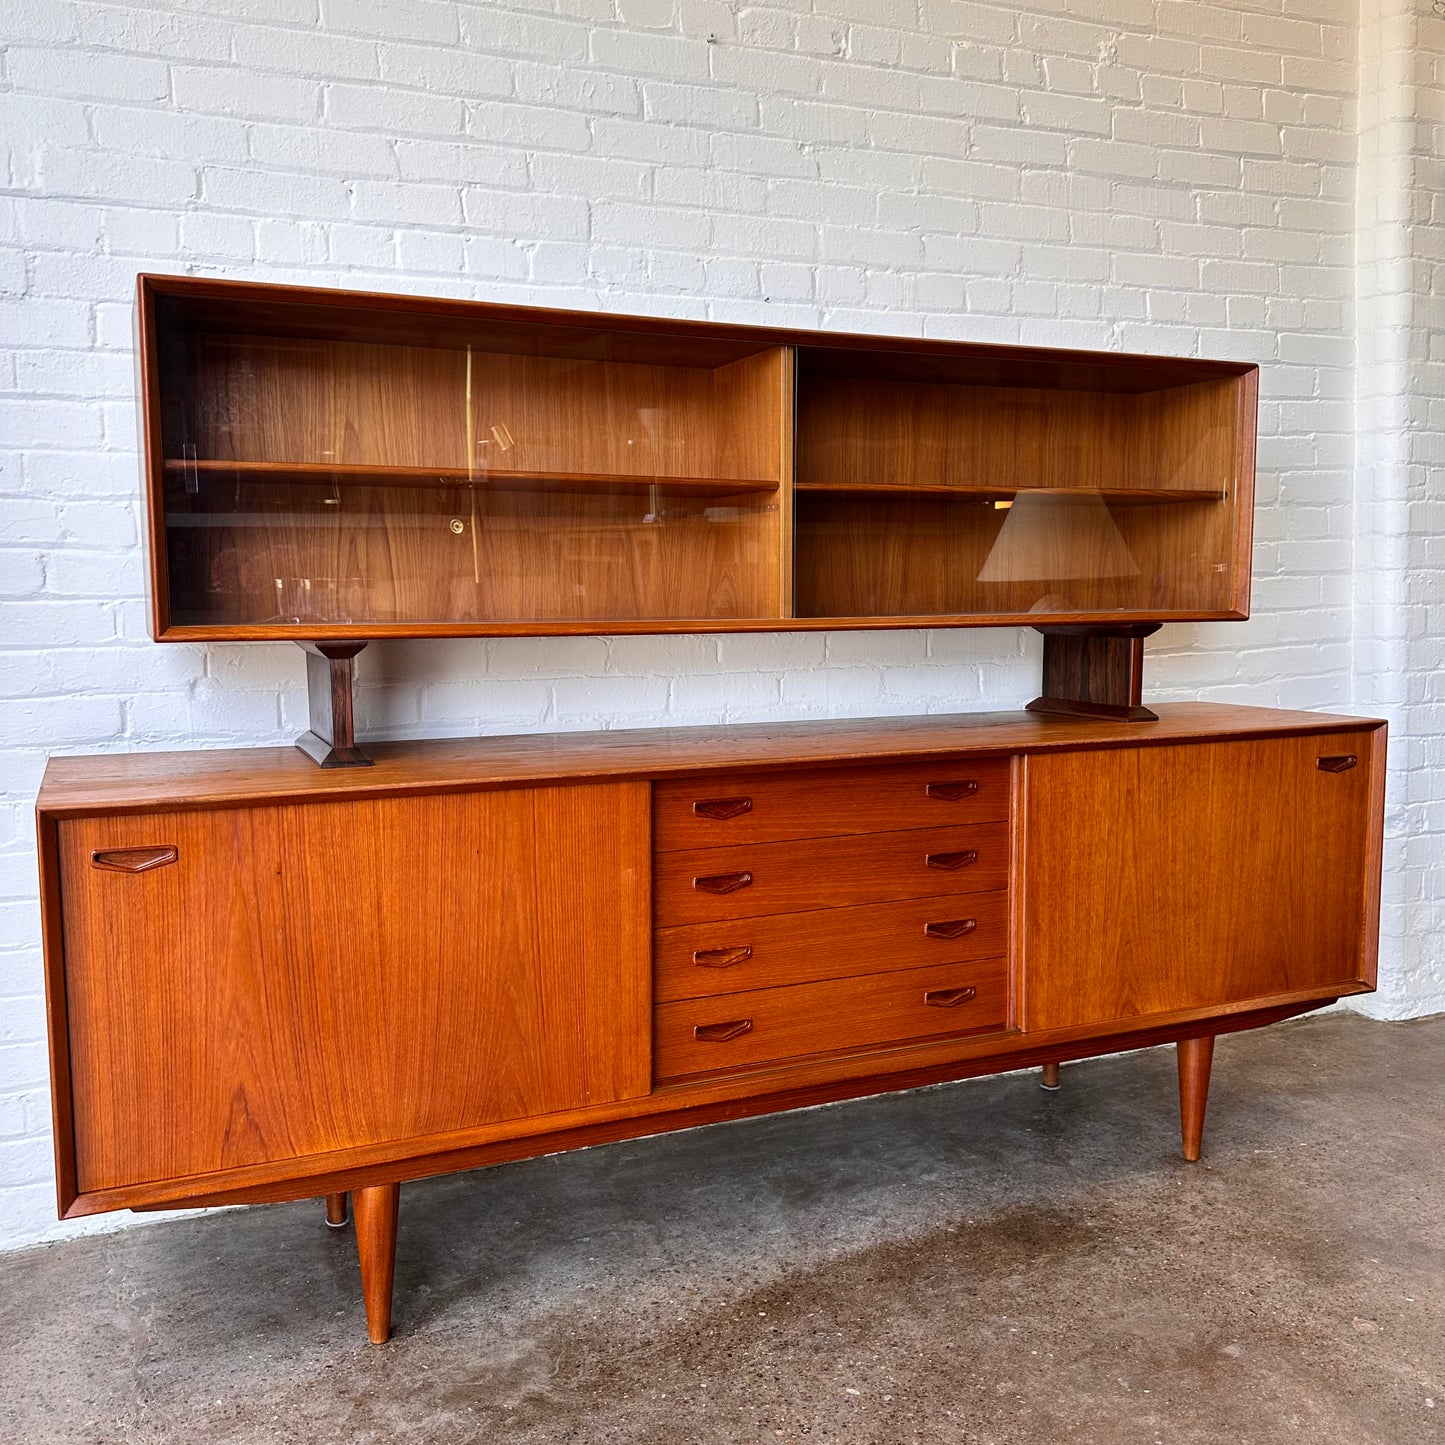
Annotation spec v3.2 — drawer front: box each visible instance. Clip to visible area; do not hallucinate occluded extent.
[654,759,1011,850]
[654,822,1009,926]
[655,891,1010,1002]
[655,959,1009,1080]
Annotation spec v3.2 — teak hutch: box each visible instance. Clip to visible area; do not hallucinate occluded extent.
[36,276,1385,1344]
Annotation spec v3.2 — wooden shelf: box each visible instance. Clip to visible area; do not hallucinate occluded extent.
[795,483,1225,504]
[163,458,779,496]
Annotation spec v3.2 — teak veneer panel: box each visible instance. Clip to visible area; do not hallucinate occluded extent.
[185,334,785,484]
[1021,730,1384,1030]
[796,377,1238,495]
[57,783,649,1192]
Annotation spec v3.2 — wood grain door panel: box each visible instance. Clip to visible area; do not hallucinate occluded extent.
[1021,731,1381,1031]
[58,784,650,1192]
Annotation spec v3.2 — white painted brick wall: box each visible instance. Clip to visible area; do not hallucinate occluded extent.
[1351,0,1445,1021]
[0,0,1436,1251]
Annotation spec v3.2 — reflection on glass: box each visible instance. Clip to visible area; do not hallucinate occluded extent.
[976,493,1140,613]
[164,478,779,626]
[158,323,788,627]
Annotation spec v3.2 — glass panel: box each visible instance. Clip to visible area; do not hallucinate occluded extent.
[793,489,1234,618]
[163,478,780,627]
[792,364,1241,620]
[156,315,786,626]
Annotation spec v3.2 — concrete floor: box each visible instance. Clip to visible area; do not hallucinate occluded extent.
[1,1012,1442,1445]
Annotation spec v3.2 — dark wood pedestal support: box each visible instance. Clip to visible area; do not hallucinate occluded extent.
[1177,1035,1215,1162]
[324,1192,349,1228]
[295,642,373,768]
[1027,624,1162,722]
[353,1183,400,1344]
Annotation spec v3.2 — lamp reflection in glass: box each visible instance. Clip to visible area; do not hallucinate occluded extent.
[976,491,1140,613]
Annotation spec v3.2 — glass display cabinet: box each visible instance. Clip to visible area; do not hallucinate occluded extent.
[137,275,1257,755]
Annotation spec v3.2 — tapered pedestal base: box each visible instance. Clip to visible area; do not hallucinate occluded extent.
[1027,624,1161,723]
[295,642,373,768]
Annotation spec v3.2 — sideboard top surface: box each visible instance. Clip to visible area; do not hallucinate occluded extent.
[37,704,1384,817]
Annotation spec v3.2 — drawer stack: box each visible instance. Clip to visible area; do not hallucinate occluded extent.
[652,760,1012,1081]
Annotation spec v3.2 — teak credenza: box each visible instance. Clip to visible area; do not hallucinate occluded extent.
[35,277,1385,1344]
[38,705,1384,1343]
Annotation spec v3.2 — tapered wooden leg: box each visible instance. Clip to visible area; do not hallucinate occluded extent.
[325,1192,349,1228]
[1177,1035,1215,1162]
[352,1183,400,1344]
[1041,1061,1061,1090]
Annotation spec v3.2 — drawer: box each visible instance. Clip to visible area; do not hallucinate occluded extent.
[655,959,1009,1080]
[654,822,1009,927]
[655,891,1010,1002]
[653,759,1010,850]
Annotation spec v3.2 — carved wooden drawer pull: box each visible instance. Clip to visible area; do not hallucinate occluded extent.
[924,986,977,1009]
[925,918,978,940]
[692,796,753,820]
[91,846,178,874]
[694,1019,753,1043]
[1317,754,1357,773]
[926,781,980,801]
[693,870,754,894]
[693,944,754,969]
[926,849,978,871]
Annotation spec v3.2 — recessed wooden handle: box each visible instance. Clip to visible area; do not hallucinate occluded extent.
[925,918,978,940]
[693,944,754,969]
[924,986,977,1008]
[90,846,178,874]
[693,870,754,894]
[692,796,753,820]
[926,849,978,871]
[693,1019,753,1043]
[1317,754,1357,773]
[926,781,980,801]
